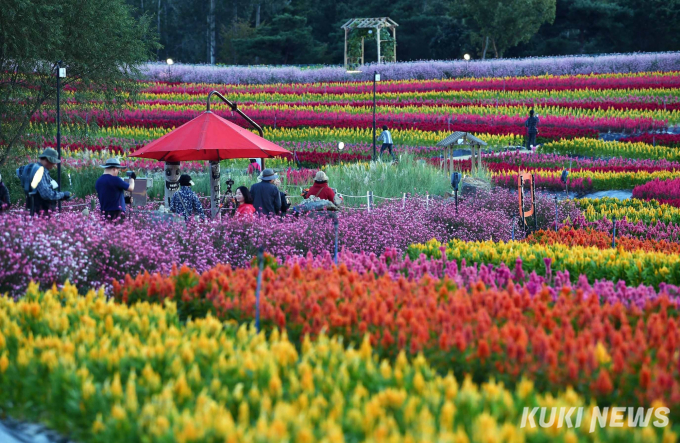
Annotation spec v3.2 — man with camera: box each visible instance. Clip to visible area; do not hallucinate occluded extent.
[95,158,135,220]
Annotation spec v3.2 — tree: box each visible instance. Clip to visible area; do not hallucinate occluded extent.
[233,13,327,65]
[0,0,157,165]
[463,0,556,58]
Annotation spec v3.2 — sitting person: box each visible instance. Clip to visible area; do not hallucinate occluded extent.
[304,171,335,202]
[235,186,256,217]
[170,174,205,222]
[273,178,291,214]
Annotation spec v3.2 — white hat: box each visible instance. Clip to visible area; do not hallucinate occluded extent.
[314,171,329,182]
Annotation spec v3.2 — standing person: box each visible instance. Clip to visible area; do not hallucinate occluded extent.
[524,109,539,149]
[273,178,291,214]
[250,168,281,215]
[378,125,395,161]
[247,159,261,176]
[0,173,10,211]
[234,186,256,217]
[95,158,134,220]
[304,171,336,202]
[16,148,71,215]
[170,174,205,222]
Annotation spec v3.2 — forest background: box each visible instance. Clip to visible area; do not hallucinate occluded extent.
[133,0,680,65]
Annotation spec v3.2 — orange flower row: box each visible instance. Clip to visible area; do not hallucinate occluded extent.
[114,262,680,419]
[526,227,680,254]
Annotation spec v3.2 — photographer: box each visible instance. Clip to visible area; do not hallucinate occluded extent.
[17,148,71,216]
[95,158,134,221]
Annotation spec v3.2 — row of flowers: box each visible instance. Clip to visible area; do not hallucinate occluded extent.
[34,107,632,134]
[539,137,680,161]
[112,258,680,413]
[491,167,680,193]
[407,237,680,287]
[136,88,680,106]
[621,133,680,148]
[525,227,680,254]
[578,197,680,225]
[0,190,571,296]
[142,71,680,95]
[633,178,680,207]
[2,283,674,442]
[59,100,677,126]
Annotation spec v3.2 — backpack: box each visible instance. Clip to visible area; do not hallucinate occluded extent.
[16,163,45,195]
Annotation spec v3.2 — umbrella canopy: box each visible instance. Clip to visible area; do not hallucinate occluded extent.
[129,111,291,162]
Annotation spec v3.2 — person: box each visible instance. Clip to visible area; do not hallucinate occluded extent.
[250,168,281,215]
[273,178,291,214]
[247,159,261,176]
[377,125,395,161]
[17,147,71,215]
[0,173,10,211]
[234,186,256,217]
[95,158,135,220]
[524,109,539,149]
[170,174,205,222]
[304,171,335,202]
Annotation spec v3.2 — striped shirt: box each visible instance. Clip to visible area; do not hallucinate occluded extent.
[378,130,393,144]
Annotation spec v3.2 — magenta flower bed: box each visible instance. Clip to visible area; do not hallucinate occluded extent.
[632,177,680,207]
[0,189,578,296]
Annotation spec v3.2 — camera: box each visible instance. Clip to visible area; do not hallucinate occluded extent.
[126,171,134,178]
[225,177,235,194]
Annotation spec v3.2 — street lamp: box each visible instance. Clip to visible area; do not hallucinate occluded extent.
[56,61,66,211]
[464,53,471,61]
[372,72,381,161]
[166,58,174,65]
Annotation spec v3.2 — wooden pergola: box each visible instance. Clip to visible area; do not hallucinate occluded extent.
[341,17,398,69]
[437,131,488,176]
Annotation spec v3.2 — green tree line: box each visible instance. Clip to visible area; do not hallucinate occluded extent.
[127,0,680,65]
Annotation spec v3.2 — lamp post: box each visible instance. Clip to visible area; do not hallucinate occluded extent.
[463,54,471,77]
[372,72,380,161]
[56,61,66,211]
[337,141,345,166]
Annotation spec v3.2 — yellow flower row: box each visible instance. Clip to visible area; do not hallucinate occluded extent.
[1,283,673,442]
[579,197,680,224]
[59,100,675,123]
[137,87,680,104]
[539,138,680,161]
[408,238,680,287]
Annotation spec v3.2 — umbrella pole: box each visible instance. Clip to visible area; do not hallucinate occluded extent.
[209,161,221,220]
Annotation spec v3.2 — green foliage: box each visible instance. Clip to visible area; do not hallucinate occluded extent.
[232,13,327,64]
[0,0,157,165]
[462,0,557,58]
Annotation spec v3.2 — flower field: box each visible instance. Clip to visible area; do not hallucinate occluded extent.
[3,283,676,442]
[3,57,680,441]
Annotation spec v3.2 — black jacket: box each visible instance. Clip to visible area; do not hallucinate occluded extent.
[250,181,281,215]
[0,182,9,209]
[280,190,291,214]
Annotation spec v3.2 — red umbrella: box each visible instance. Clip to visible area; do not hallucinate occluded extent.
[130,93,291,162]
